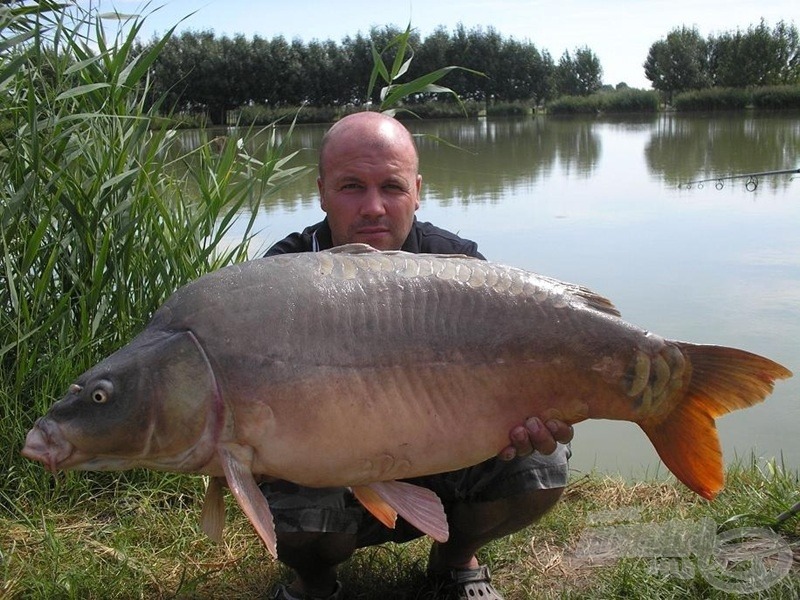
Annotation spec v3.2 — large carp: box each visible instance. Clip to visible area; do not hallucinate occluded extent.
[23,244,791,557]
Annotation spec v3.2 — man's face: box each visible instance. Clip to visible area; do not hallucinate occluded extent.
[318,121,421,251]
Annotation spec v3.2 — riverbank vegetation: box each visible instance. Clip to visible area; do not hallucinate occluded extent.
[548,88,660,114]
[0,0,311,491]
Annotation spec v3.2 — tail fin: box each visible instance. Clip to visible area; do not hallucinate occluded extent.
[640,343,791,500]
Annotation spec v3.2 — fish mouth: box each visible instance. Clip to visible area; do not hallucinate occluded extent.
[21,418,81,473]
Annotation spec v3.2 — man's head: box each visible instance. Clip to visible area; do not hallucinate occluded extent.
[317,112,421,250]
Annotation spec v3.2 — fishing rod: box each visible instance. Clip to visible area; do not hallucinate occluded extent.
[679,166,800,191]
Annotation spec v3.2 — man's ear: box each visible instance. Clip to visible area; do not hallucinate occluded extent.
[318,176,327,212]
[414,174,422,210]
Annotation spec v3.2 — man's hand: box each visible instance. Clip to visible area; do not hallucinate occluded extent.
[497,417,574,461]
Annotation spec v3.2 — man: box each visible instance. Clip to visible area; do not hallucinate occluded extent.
[263,111,573,600]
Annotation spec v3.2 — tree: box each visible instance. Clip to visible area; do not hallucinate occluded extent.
[709,21,778,88]
[142,25,594,114]
[644,26,709,100]
[554,47,601,97]
[572,46,603,95]
[769,20,800,84]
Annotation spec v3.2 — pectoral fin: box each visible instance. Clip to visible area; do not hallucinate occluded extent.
[218,444,278,558]
[356,481,449,543]
[200,476,226,543]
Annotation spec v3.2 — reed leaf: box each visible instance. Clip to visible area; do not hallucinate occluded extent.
[0,2,309,486]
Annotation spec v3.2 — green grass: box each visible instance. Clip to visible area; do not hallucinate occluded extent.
[2,460,797,598]
[751,85,800,110]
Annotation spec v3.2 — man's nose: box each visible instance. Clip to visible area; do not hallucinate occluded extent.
[358,186,387,217]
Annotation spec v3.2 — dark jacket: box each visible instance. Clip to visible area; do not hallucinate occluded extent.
[264,217,485,259]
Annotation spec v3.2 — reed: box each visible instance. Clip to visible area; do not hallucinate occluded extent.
[0,3,308,489]
[751,84,800,110]
[547,89,659,114]
[673,87,751,111]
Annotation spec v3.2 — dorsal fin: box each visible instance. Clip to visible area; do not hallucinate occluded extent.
[570,284,621,317]
[325,243,379,255]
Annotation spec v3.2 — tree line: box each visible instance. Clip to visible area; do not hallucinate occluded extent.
[144,25,602,124]
[145,19,799,123]
[645,20,800,100]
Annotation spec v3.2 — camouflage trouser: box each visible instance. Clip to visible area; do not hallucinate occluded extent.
[259,443,570,548]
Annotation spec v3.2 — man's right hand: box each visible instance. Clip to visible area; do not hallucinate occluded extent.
[498,417,574,461]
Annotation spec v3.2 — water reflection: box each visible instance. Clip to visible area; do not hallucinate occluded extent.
[416,117,603,206]
[179,111,799,214]
[645,112,800,188]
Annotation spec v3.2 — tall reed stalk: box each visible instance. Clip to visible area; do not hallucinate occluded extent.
[0,2,306,490]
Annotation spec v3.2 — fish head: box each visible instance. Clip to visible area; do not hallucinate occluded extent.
[22,329,222,474]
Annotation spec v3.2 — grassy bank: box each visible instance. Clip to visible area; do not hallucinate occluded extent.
[233,100,488,126]
[3,460,797,598]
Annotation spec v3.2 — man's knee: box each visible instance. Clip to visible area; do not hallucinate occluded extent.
[517,486,564,523]
[448,486,565,542]
[495,486,564,532]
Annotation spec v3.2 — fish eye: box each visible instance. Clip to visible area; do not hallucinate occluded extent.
[90,380,114,404]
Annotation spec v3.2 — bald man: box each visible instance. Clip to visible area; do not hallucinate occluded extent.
[263,112,573,600]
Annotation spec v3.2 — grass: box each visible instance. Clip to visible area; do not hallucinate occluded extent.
[0,2,308,491]
[2,460,797,598]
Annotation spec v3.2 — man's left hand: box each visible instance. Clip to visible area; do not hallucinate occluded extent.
[497,417,574,461]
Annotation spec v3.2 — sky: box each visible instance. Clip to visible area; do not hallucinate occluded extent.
[93,0,798,89]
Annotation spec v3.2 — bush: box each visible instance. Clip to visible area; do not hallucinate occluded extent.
[751,85,800,109]
[600,89,659,113]
[237,104,342,125]
[673,87,751,111]
[547,89,658,114]
[547,94,600,114]
[394,100,482,119]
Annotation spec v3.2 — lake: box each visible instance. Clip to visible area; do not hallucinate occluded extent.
[199,112,800,479]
